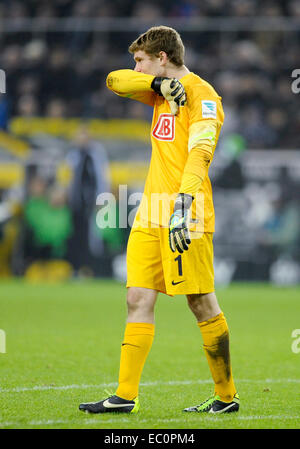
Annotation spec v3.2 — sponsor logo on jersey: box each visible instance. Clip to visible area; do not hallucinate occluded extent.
[152,114,175,141]
[202,100,217,119]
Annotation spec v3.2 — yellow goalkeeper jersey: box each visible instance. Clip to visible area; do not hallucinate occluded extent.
[106,70,224,232]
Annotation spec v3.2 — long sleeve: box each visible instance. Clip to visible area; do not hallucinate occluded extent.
[178,76,224,198]
[179,119,219,196]
[179,148,211,196]
[106,69,156,107]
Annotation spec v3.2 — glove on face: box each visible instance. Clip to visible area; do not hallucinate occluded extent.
[151,77,187,115]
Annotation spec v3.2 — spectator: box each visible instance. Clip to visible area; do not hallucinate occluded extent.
[66,126,111,274]
[45,98,68,118]
[0,95,9,130]
[23,176,73,264]
[16,94,39,117]
[258,196,300,260]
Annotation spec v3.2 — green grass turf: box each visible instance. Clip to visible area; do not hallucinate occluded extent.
[0,280,299,429]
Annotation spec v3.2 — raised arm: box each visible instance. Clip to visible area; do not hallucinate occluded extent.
[106,69,156,107]
[106,69,187,113]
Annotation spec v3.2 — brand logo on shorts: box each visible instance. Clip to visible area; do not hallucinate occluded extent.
[171,280,185,286]
[152,114,175,141]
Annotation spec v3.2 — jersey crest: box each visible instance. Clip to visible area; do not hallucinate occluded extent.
[152,114,175,141]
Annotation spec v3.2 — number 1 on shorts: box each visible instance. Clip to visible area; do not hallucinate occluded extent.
[175,255,183,276]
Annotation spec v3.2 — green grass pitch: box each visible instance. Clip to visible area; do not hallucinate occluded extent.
[0,280,299,429]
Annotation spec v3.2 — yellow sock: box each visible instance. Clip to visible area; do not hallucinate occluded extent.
[116,322,155,400]
[198,312,236,402]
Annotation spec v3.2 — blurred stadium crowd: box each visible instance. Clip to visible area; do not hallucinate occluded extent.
[1,0,299,148]
[0,0,299,284]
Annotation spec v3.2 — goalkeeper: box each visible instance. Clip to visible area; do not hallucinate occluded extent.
[79,26,239,415]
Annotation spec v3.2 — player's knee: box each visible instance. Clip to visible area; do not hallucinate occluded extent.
[126,288,155,313]
[186,292,221,321]
[126,290,140,311]
[187,294,205,314]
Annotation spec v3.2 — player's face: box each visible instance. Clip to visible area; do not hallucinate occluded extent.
[133,50,162,76]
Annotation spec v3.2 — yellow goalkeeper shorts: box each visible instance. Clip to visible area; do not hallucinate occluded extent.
[126,220,214,296]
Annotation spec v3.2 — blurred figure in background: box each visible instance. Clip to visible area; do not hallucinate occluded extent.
[261,196,300,259]
[16,94,39,117]
[215,133,246,189]
[45,98,67,118]
[23,176,73,266]
[66,126,111,276]
[258,168,300,262]
[0,189,22,277]
[23,175,49,265]
[0,95,9,130]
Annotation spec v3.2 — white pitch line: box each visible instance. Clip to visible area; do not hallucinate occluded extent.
[0,383,116,394]
[0,378,300,394]
[0,379,210,394]
[0,415,300,429]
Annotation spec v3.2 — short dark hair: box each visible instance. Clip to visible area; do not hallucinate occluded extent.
[129,26,185,67]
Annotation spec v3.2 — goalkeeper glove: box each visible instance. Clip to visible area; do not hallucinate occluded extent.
[151,77,187,115]
[169,193,194,253]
